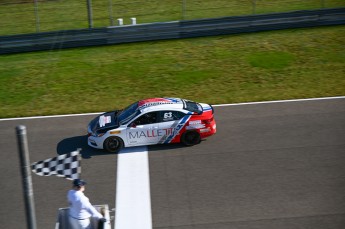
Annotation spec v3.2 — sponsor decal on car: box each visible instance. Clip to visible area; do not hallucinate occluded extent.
[186,120,205,129]
[200,128,211,133]
[138,98,178,110]
[163,115,191,144]
[99,115,111,127]
[128,128,174,139]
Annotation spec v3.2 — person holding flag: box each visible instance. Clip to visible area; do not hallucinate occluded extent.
[30,149,109,228]
[67,179,106,229]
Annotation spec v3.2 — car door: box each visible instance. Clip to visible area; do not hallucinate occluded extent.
[126,111,160,146]
[157,110,187,144]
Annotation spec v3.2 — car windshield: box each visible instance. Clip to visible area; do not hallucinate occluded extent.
[183,100,203,114]
[117,102,141,125]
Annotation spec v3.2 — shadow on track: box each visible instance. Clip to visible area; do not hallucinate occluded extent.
[56,135,112,159]
[57,135,203,158]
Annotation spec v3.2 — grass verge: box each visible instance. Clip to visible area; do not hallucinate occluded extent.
[0,25,344,118]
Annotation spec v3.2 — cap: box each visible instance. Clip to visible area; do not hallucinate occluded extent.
[73,179,87,187]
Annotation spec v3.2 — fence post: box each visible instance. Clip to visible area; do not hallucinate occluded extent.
[86,0,93,28]
[108,0,114,26]
[321,0,325,8]
[16,125,37,229]
[34,0,40,32]
[182,0,186,20]
[252,0,256,14]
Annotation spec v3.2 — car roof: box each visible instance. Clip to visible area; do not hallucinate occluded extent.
[138,98,185,113]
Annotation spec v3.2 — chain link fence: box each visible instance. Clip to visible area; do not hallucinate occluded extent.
[0,0,344,35]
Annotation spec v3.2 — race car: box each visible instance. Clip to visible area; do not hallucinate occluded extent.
[87,98,216,153]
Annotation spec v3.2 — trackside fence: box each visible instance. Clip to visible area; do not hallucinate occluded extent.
[1,0,344,35]
[0,8,344,54]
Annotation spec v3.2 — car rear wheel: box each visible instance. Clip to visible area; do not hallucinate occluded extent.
[104,136,124,153]
[181,131,201,146]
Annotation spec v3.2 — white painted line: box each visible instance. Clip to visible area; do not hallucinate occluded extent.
[0,112,102,122]
[115,146,152,229]
[213,96,345,107]
[1,96,344,121]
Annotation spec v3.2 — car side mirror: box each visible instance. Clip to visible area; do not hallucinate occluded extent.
[130,123,136,128]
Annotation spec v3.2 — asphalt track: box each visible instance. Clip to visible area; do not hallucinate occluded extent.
[0,97,345,229]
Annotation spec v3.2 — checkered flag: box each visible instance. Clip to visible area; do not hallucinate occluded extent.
[31,149,81,180]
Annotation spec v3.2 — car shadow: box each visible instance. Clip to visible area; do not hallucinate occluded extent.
[57,135,205,158]
[147,139,207,152]
[56,135,113,159]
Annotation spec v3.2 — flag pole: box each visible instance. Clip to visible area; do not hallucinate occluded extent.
[16,125,37,229]
[77,148,82,179]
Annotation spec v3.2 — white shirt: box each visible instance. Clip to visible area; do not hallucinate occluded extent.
[68,190,103,220]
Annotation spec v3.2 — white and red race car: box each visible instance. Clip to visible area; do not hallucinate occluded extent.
[87,98,216,153]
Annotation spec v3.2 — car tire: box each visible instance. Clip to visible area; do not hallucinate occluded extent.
[104,136,124,153]
[181,131,201,146]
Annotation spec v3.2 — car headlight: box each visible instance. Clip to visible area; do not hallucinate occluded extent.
[88,132,105,137]
[94,132,105,137]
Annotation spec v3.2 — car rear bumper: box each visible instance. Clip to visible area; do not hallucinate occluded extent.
[200,121,216,138]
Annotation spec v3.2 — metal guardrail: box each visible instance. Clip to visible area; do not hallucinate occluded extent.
[0,8,344,54]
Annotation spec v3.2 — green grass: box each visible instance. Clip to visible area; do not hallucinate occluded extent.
[0,0,344,35]
[247,51,296,69]
[0,25,344,118]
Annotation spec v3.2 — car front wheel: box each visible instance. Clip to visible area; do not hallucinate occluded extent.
[104,136,124,153]
[181,131,201,146]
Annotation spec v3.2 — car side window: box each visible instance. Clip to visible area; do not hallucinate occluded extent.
[159,111,185,122]
[132,112,158,126]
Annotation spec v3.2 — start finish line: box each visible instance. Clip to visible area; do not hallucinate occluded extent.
[115,146,152,229]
